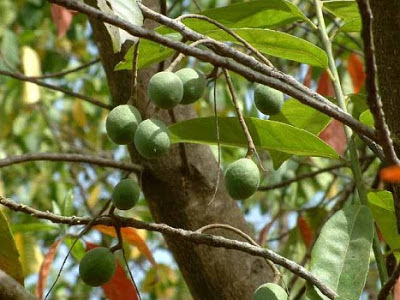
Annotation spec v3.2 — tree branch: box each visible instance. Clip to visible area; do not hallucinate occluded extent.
[45,0,377,143]
[0,152,142,173]
[0,196,337,299]
[0,269,37,300]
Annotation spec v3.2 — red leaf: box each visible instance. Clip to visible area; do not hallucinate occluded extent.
[380,166,400,182]
[35,238,63,300]
[304,66,313,88]
[347,53,366,93]
[395,277,400,300]
[298,215,312,247]
[318,119,347,156]
[93,225,156,266]
[84,243,138,300]
[317,70,335,97]
[50,4,74,38]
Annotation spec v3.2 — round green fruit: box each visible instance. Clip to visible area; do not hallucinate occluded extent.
[253,283,288,300]
[105,104,142,145]
[225,158,260,200]
[112,178,140,210]
[134,119,170,159]
[254,84,284,115]
[147,71,184,109]
[79,247,116,287]
[175,68,206,104]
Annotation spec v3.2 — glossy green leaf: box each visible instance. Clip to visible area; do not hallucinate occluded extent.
[367,190,400,259]
[308,205,373,299]
[117,0,315,70]
[269,99,332,168]
[0,210,24,284]
[323,1,361,32]
[359,109,374,128]
[169,117,339,158]
[206,29,328,68]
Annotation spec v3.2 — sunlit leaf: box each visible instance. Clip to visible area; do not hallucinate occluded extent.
[380,166,400,183]
[72,100,87,128]
[359,109,374,128]
[22,46,41,104]
[14,233,44,276]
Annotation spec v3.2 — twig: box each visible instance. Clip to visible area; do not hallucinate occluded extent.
[128,40,141,106]
[378,263,400,300]
[0,152,142,174]
[197,223,282,284]
[45,0,376,142]
[165,39,209,72]
[0,269,36,300]
[176,14,273,67]
[222,68,256,158]
[0,195,337,299]
[0,69,112,110]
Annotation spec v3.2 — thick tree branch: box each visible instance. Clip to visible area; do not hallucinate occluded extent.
[46,0,377,142]
[0,269,37,300]
[0,196,337,299]
[0,152,142,173]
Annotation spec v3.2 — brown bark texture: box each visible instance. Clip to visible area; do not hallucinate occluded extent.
[86,0,272,299]
[369,1,400,145]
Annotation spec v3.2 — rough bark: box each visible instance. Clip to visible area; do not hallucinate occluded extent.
[86,1,272,299]
[369,1,400,145]
[0,270,36,300]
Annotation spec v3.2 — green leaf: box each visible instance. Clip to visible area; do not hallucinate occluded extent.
[206,29,328,68]
[64,236,86,261]
[308,205,373,299]
[323,1,361,32]
[269,99,332,168]
[169,117,339,159]
[0,210,24,284]
[0,29,20,71]
[367,190,400,259]
[359,109,374,128]
[11,223,58,233]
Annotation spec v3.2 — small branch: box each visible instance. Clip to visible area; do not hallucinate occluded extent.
[0,152,142,174]
[128,40,140,106]
[0,69,112,110]
[222,68,256,158]
[0,196,337,299]
[176,14,273,67]
[378,263,400,300]
[258,162,347,191]
[0,269,37,300]
[197,223,282,283]
[165,39,209,72]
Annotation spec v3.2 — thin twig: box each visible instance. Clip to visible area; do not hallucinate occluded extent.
[0,69,112,110]
[165,39,209,72]
[0,195,337,299]
[197,223,282,284]
[378,263,400,300]
[0,152,142,174]
[128,40,141,106]
[176,14,273,67]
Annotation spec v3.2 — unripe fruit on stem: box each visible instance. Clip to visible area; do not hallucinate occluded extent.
[225,158,260,200]
[254,84,284,115]
[106,104,142,145]
[112,178,140,210]
[175,68,206,104]
[79,247,116,287]
[253,283,288,300]
[148,71,183,109]
[134,119,170,159]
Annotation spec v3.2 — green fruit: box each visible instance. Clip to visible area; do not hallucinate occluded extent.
[148,71,183,109]
[253,283,288,300]
[79,247,116,287]
[175,68,206,104]
[225,158,260,200]
[134,119,170,159]
[254,84,284,115]
[106,104,142,145]
[112,178,140,210]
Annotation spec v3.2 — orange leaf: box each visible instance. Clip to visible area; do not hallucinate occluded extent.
[318,119,347,156]
[84,243,138,300]
[50,4,74,38]
[304,66,313,88]
[93,225,156,266]
[317,70,335,97]
[35,238,62,300]
[380,166,400,182]
[298,215,312,247]
[395,277,400,300]
[347,53,365,94]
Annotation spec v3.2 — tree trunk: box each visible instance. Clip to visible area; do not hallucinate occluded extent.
[86,1,272,299]
[369,1,400,145]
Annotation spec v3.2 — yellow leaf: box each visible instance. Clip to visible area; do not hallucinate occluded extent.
[94,225,156,266]
[72,100,87,128]
[21,46,41,104]
[87,185,101,209]
[14,233,43,276]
